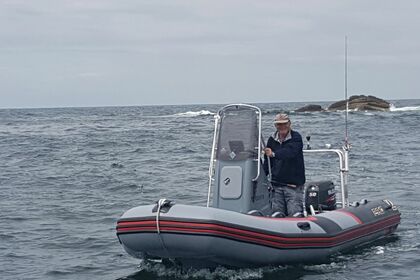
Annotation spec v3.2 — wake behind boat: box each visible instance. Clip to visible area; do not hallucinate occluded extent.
[116,104,400,268]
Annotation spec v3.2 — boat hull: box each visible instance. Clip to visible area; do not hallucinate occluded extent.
[116,200,400,267]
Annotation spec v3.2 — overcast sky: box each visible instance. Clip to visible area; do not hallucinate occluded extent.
[1,0,419,108]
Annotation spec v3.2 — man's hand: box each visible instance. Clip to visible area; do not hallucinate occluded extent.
[264,148,274,157]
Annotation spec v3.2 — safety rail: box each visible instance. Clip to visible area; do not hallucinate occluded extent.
[303,145,350,208]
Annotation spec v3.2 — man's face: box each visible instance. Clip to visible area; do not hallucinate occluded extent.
[275,122,291,138]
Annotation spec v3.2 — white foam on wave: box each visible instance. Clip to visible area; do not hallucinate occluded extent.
[333,108,359,113]
[138,260,267,280]
[390,104,420,112]
[137,260,348,280]
[174,110,215,117]
[374,246,385,255]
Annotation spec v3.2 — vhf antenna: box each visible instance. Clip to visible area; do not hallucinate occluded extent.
[344,36,349,149]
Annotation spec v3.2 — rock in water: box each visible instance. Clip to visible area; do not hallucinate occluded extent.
[295,104,325,112]
[327,95,390,111]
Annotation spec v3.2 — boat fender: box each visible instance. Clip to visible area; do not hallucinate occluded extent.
[152,199,175,213]
[297,222,311,231]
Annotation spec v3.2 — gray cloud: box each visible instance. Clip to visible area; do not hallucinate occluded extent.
[1,0,419,108]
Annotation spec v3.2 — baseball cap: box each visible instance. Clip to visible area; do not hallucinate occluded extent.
[273,113,290,124]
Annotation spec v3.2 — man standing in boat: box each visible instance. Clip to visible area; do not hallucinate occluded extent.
[264,113,306,217]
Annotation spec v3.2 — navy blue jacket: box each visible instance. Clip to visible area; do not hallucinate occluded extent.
[263,130,306,186]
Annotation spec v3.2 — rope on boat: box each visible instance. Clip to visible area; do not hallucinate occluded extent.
[156,198,170,255]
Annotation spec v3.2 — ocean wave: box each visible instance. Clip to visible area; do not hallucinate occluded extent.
[125,259,347,280]
[174,110,215,117]
[374,246,385,255]
[390,104,420,112]
[128,260,269,280]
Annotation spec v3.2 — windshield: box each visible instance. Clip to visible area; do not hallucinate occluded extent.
[216,106,259,161]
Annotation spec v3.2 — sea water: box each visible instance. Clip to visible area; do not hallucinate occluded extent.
[1,100,419,280]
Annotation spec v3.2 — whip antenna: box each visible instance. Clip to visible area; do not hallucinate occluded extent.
[344,36,349,148]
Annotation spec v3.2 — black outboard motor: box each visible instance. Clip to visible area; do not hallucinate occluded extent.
[305,181,336,212]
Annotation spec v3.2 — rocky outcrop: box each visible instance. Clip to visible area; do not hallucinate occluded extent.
[327,95,390,111]
[295,104,325,112]
[293,95,391,112]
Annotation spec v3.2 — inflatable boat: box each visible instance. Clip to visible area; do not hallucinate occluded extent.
[116,104,400,268]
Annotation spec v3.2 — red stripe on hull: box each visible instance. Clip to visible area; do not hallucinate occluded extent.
[116,215,400,249]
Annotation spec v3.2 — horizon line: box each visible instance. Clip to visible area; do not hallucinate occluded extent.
[0,97,417,110]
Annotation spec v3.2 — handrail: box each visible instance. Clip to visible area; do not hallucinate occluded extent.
[253,106,262,181]
[303,147,349,208]
[207,114,220,207]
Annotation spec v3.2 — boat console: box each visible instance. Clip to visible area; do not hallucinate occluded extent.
[207,104,271,215]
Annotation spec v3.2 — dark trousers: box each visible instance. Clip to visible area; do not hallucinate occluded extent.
[271,184,304,217]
